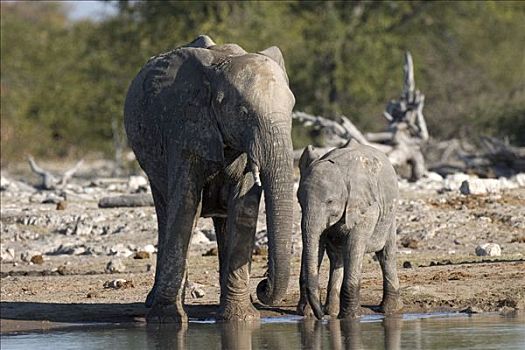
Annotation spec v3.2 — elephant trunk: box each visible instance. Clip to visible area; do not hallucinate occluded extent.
[302,216,324,320]
[254,122,294,306]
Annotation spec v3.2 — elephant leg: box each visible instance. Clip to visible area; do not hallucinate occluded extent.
[181,202,203,302]
[145,182,167,308]
[376,218,402,314]
[339,211,378,319]
[213,217,228,303]
[297,235,325,317]
[218,173,262,321]
[147,157,205,323]
[325,245,344,317]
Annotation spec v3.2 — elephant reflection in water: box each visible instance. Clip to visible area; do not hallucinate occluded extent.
[298,317,403,350]
[219,321,259,350]
[146,323,188,349]
[145,317,402,349]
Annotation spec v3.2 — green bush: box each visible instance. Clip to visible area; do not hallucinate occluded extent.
[1,1,524,163]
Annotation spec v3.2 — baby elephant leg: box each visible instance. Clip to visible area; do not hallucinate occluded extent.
[375,219,402,314]
[297,236,325,317]
[339,207,379,319]
[339,236,366,319]
[324,245,343,317]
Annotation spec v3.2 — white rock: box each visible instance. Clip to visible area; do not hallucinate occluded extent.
[498,177,518,190]
[41,193,65,204]
[20,250,42,263]
[426,172,444,182]
[105,259,126,273]
[0,245,15,262]
[73,247,87,255]
[125,151,136,162]
[128,176,148,193]
[444,173,474,191]
[185,281,205,299]
[475,243,501,257]
[142,244,156,254]
[74,221,93,236]
[103,278,128,289]
[0,176,11,191]
[512,173,525,187]
[109,243,133,257]
[191,230,211,245]
[201,229,216,242]
[460,179,501,195]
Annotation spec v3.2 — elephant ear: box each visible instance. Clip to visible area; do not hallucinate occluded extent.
[299,145,320,175]
[178,84,224,163]
[165,55,224,163]
[258,46,289,83]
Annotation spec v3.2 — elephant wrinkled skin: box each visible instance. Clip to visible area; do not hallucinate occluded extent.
[297,140,402,319]
[124,35,295,322]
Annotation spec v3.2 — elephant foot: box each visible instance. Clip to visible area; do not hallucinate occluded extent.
[145,285,157,308]
[324,301,339,318]
[297,300,316,318]
[218,300,260,321]
[147,302,188,324]
[338,305,360,320]
[380,294,403,314]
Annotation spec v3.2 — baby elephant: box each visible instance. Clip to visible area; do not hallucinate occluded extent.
[297,140,402,319]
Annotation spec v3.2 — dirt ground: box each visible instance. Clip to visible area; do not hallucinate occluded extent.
[1,171,524,334]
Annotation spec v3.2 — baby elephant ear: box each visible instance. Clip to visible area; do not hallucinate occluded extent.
[299,145,320,174]
[258,46,289,83]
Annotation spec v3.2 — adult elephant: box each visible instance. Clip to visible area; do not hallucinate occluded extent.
[124,35,295,322]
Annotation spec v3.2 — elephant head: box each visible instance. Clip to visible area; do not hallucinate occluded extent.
[208,45,295,306]
[297,145,348,318]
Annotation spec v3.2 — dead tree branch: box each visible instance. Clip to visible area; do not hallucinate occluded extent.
[293,52,429,181]
[28,156,84,190]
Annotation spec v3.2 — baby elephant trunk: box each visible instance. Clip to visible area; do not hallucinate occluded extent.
[303,219,325,320]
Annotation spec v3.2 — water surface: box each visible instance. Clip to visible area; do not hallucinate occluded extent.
[2,312,524,349]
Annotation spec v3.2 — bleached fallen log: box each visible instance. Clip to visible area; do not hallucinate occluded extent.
[292,111,425,180]
[364,132,394,143]
[98,194,154,208]
[292,111,369,145]
[480,137,525,172]
[28,156,83,190]
[59,159,84,186]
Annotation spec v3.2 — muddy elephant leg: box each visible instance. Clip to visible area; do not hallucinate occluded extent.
[218,174,262,321]
[213,217,228,303]
[376,218,402,314]
[147,187,201,308]
[339,211,378,319]
[338,237,366,319]
[147,157,205,323]
[145,182,167,308]
[297,236,325,317]
[325,245,344,317]
[181,203,203,300]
